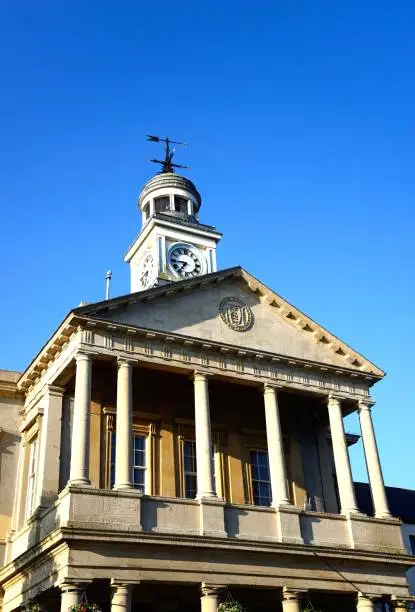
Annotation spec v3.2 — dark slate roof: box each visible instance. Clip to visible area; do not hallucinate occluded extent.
[355,482,415,523]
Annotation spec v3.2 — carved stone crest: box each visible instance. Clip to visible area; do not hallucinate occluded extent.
[219,297,254,332]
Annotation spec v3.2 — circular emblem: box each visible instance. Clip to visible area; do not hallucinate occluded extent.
[219,297,254,332]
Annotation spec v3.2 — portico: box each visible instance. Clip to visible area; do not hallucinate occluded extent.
[1,269,413,612]
[64,341,392,529]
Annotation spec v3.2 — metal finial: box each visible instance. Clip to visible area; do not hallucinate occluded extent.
[105,270,112,300]
[146,135,189,173]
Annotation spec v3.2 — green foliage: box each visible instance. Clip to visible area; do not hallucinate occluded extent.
[69,604,100,612]
[23,604,44,612]
[217,602,244,612]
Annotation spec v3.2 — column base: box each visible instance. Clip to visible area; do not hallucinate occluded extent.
[375,511,393,519]
[342,508,365,517]
[114,484,135,491]
[68,478,92,487]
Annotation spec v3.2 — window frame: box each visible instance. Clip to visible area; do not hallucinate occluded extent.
[177,427,224,500]
[249,448,272,507]
[105,412,157,495]
[154,195,171,213]
[25,434,39,519]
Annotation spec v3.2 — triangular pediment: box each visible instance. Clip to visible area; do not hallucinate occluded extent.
[74,268,383,377]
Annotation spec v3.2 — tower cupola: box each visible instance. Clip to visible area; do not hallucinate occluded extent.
[138,172,201,227]
[124,136,222,293]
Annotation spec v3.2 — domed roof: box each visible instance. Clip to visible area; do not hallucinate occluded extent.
[138,172,201,209]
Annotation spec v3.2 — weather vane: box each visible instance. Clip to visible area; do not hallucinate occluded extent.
[146,135,189,173]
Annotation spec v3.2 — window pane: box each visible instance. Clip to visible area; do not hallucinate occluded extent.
[132,435,146,492]
[110,433,147,491]
[174,196,188,213]
[185,474,197,499]
[250,449,272,507]
[154,196,170,212]
[184,441,197,499]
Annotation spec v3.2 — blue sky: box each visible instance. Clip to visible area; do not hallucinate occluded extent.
[1,1,414,488]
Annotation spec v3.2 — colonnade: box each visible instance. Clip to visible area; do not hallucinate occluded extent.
[59,582,411,612]
[68,350,391,518]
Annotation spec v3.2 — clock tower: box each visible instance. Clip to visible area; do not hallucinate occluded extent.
[124,145,222,293]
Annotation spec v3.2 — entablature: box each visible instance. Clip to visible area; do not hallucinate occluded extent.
[72,318,372,403]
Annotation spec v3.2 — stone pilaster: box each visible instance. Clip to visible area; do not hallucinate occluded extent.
[193,372,215,498]
[201,584,220,612]
[35,384,65,508]
[326,394,359,514]
[263,384,290,506]
[114,358,134,490]
[69,351,92,486]
[358,400,391,518]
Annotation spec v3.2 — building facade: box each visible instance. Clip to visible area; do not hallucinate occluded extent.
[0,169,414,612]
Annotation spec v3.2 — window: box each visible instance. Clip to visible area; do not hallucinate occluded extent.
[110,430,116,488]
[143,202,150,220]
[250,449,272,507]
[183,440,197,499]
[132,435,146,493]
[410,534,415,555]
[174,195,188,214]
[154,196,170,212]
[109,432,147,493]
[26,437,38,519]
[182,440,221,499]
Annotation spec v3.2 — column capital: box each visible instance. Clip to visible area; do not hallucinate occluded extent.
[193,370,213,381]
[391,595,411,610]
[46,384,66,397]
[326,392,344,404]
[282,587,305,601]
[75,349,93,363]
[263,383,283,393]
[59,581,89,592]
[117,357,136,368]
[201,583,222,597]
[358,398,375,411]
[110,581,134,592]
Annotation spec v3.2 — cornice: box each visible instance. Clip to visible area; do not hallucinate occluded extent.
[77,316,379,383]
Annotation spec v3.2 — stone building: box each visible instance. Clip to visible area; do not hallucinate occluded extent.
[0,167,414,612]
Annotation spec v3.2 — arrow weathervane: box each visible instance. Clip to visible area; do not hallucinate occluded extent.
[146,135,189,173]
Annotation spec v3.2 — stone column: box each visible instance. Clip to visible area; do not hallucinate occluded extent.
[193,372,215,498]
[263,385,290,506]
[356,593,375,611]
[282,588,302,612]
[201,584,219,612]
[358,400,391,518]
[326,395,360,514]
[114,358,134,490]
[69,352,92,486]
[60,583,84,612]
[111,582,132,612]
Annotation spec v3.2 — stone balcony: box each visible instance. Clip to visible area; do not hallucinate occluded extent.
[7,486,406,564]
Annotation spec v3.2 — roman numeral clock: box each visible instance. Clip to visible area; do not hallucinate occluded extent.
[124,136,222,293]
[168,244,204,279]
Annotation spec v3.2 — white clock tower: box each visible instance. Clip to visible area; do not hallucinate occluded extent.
[124,144,222,293]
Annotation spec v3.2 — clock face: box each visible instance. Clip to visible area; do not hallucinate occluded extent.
[139,252,155,289]
[168,244,203,279]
